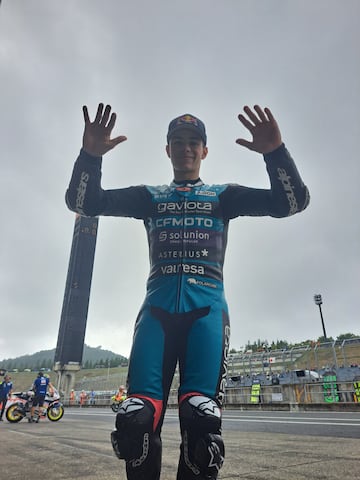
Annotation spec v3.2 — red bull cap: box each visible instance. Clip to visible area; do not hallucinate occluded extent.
[167,113,207,145]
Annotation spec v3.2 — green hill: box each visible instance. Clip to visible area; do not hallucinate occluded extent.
[3,365,129,393]
[0,344,127,372]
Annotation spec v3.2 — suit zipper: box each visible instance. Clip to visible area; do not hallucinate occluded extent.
[175,196,187,312]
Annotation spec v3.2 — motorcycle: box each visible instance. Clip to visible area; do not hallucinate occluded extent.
[5,388,64,423]
[110,393,127,413]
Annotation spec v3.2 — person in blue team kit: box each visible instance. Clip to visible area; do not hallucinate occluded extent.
[0,374,13,421]
[30,372,54,422]
[66,103,309,480]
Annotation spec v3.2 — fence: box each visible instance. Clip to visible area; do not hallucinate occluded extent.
[222,382,359,406]
[227,338,360,377]
[66,339,360,409]
[64,380,360,410]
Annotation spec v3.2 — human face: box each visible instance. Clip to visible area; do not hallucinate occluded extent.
[166,129,208,181]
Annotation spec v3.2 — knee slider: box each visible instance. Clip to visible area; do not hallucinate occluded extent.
[111,397,154,463]
[179,396,224,476]
[179,395,222,433]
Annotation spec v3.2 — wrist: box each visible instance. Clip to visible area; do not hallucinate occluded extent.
[80,148,102,161]
[262,141,283,155]
[263,142,284,156]
[82,147,102,158]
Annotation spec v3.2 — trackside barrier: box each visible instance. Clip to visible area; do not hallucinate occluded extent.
[62,392,113,407]
[323,373,339,403]
[354,380,360,402]
[222,383,359,409]
[250,381,261,404]
[61,382,360,410]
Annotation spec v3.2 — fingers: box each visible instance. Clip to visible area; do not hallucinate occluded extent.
[82,105,90,124]
[264,107,275,123]
[243,105,262,125]
[82,103,127,155]
[84,103,117,129]
[94,103,104,123]
[236,105,281,153]
[238,105,272,129]
[100,104,112,127]
[107,112,117,132]
[237,112,254,131]
[253,105,268,122]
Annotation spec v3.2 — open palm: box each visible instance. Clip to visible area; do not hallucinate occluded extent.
[82,103,127,157]
[236,105,282,154]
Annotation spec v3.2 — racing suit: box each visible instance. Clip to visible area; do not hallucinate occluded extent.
[32,375,49,406]
[0,379,13,421]
[66,144,309,479]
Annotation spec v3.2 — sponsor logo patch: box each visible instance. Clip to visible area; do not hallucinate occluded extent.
[277,168,298,215]
[75,171,90,214]
[195,190,216,197]
[187,277,217,289]
[157,201,212,213]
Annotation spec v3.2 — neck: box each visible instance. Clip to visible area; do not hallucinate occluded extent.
[173,172,201,182]
[173,177,200,185]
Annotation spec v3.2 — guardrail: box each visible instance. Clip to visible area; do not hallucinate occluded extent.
[63,380,360,411]
[223,383,358,405]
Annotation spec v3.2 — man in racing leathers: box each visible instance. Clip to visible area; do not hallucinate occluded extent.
[0,374,13,421]
[65,103,309,480]
[31,372,54,422]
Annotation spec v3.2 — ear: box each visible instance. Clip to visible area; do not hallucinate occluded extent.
[165,144,171,158]
[201,146,208,160]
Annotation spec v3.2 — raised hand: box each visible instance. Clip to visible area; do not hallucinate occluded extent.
[236,105,282,154]
[82,103,127,157]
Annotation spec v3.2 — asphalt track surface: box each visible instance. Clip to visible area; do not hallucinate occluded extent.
[1,408,359,479]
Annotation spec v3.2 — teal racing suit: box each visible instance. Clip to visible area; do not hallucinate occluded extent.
[66,144,309,479]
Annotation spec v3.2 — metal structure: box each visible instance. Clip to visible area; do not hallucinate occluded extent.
[54,215,98,394]
[314,293,327,339]
[226,338,360,379]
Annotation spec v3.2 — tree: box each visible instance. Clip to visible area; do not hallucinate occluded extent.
[337,333,357,341]
[270,339,290,350]
[317,335,334,343]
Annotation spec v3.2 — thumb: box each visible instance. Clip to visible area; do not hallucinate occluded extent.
[236,138,254,150]
[110,135,128,149]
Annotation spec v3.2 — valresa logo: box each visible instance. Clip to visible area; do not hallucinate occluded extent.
[160,264,205,275]
[157,201,212,213]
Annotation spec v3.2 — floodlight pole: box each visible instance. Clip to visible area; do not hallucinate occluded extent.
[313,294,327,340]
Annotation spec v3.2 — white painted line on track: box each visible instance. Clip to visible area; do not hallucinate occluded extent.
[221,418,360,427]
[63,409,360,427]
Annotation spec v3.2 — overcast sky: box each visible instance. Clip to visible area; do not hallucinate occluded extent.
[1,0,359,361]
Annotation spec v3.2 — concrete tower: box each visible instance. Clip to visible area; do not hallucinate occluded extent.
[54,214,98,394]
